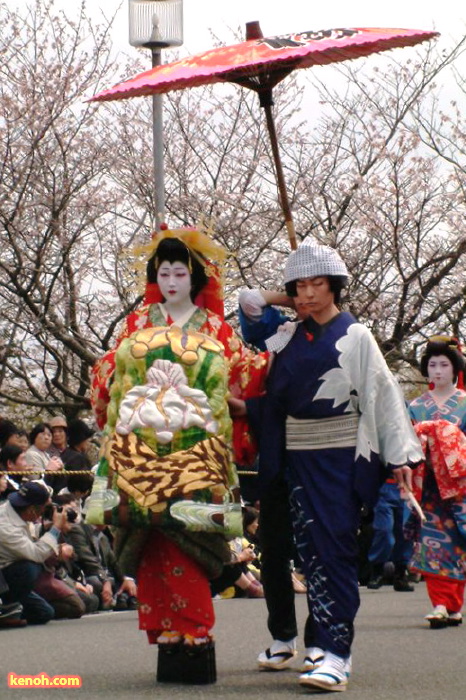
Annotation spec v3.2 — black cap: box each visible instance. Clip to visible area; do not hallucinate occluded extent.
[9,481,51,508]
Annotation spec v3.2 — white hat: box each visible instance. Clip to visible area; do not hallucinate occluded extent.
[284,240,349,283]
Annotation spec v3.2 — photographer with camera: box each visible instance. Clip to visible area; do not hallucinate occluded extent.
[62,501,136,610]
[0,481,68,624]
[57,472,95,519]
[33,496,98,619]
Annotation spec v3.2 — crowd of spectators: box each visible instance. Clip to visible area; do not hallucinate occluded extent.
[0,412,304,631]
[0,412,416,632]
[0,415,138,629]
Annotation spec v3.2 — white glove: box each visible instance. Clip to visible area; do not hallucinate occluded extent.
[238,289,266,320]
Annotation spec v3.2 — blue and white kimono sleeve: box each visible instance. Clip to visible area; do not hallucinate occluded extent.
[239,305,289,352]
[241,308,423,506]
[314,323,423,471]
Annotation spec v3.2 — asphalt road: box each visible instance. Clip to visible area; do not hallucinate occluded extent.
[1,582,464,699]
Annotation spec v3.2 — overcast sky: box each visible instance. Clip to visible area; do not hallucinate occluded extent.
[14,1,466,55]
[12,1,465,117]
[104,1,463,55]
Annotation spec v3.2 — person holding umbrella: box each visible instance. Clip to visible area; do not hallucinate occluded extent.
[235,239,423,692]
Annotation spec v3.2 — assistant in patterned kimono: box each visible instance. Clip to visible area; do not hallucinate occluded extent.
[89,227,267,684]
[236,240,423,692]
[408,337,466,629]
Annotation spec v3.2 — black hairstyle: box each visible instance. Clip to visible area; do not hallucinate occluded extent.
[420,340,465,382]
[67,419,94,448]
[146,237,208,301]
[0,444,24,468]
[242,505,259,531]
[54,493,79,507]
[0,419,20,447]
[66,472,95,494]
[29,422,52,446]
[284,275,348,305]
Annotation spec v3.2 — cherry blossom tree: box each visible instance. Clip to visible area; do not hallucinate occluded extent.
[0,0,144,419]
[1,1,466,419]
[262,37,466,385]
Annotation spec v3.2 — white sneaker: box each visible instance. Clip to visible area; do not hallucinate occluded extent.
[425,604,448,628]
[299,651,349,692]
[301,646,325,671]
[257,638,297,671]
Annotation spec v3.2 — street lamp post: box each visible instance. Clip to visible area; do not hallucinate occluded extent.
[128,0,183,230]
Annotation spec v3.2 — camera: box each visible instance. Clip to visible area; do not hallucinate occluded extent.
[55,505,78,523]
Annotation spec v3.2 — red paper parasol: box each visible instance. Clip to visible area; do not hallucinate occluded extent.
[92,24,439,249]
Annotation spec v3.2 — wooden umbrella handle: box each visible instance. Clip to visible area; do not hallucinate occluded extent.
[262,100,298,250]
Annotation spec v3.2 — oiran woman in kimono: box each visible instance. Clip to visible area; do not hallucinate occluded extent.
[408,337,466,628]
[89,226,267,684]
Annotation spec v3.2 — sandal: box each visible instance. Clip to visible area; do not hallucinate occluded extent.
[299,652,349,692]
[425,605,448,629]
[302,647,325,671]
[257,646,297,670]
[447,612,462,627]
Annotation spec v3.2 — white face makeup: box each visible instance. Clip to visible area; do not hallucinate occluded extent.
[156,261,192,305]
[427,354,455,390]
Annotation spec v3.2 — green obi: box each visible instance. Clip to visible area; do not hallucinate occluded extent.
[88,325,242,576]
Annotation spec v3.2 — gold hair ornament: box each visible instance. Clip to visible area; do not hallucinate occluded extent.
[428,335,461,349]
[130,222,227,293]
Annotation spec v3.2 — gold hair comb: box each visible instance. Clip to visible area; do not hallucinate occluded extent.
[428,335,460,349]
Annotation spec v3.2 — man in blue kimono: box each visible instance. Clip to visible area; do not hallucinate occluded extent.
[236,240,423,692]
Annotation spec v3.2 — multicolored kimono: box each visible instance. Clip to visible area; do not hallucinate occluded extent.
[90,303,267,643]
[408,391,466,583]
[409,390,466,430]
[244,309,422,657]
[92,303,267,467]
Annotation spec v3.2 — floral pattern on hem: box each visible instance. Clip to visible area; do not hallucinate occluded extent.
[138,529,214,644]
[409,471,466,581]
